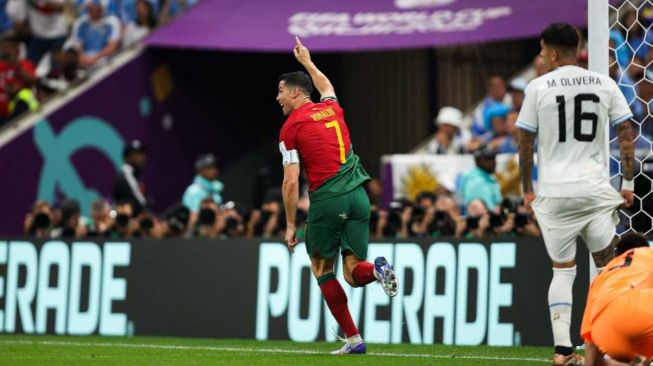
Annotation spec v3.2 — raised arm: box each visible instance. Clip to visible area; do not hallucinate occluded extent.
[618,121,635,208]
[518,129,537,210]
[293,37,336,99]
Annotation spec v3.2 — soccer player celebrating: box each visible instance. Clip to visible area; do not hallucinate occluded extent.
[581,233,653,366]
[517,23,635,365]
[277,37,398,355]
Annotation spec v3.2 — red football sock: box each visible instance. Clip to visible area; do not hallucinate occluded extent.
[352,261,376,286]
[318,273,359,338]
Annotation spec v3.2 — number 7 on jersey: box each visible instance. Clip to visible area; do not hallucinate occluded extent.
[325,121,346,163]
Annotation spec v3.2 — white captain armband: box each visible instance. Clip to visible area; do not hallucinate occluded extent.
[622,178,634,191]
[279,141,299,166]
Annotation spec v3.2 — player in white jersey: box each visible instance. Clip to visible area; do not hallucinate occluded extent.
[517,23,635,366]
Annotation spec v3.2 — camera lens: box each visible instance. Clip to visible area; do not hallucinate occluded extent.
[490,213,504,228]
[260,210,272,223]
[199,208,216,225]
[466,216,480,230]
[226,217,239,229]
[116,213,130,228]
[412,206,425,217]
[33,212,50,229]
[139,217,154,231]
[516,213,529,227]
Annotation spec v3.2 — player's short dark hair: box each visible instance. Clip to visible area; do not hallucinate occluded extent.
[615,232,650,256]
[279,71,313,96]
[540,22,579,55]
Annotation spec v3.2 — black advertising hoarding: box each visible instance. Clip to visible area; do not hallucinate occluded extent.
[0,238,590,346]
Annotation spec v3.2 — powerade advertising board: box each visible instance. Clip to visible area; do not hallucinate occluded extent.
[0,238,590,346]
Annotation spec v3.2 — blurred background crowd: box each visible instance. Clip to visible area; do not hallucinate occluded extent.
[0,0,196,127]
[14,1,653,241]
[24,137,541,241]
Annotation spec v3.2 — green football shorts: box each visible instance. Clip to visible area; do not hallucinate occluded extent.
[305,185,370,260]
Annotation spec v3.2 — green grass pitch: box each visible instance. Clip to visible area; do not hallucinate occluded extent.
[0,334,555,365]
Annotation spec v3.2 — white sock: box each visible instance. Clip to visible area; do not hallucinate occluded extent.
[373,269,381,281]
[347,334,363,344]
[548,266,576,349]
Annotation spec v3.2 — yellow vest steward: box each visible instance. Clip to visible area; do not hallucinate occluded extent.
[9,88,39,114]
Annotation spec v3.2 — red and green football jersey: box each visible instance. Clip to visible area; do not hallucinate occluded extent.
[279,98,370,201]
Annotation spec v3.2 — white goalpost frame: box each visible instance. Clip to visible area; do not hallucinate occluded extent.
[588,0,610,76]
[587,0,610,280]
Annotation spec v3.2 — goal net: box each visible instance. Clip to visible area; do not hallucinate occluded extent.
[606,0,653,235]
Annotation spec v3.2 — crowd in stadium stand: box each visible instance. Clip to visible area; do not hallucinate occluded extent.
[18,7,653,240]
[21,39,649,240]
[610,5,653,136]
[23,184,543,241]
[368,186,541,241]
[23,137,542,240]
[0,0,195,128]
[426,75,523,156]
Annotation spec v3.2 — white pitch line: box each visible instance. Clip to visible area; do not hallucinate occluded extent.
[0,339,550,363]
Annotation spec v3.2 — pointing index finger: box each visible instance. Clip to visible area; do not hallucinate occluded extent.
[295,36,302,46]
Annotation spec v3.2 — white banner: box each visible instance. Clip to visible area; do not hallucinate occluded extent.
[381,154,520,202]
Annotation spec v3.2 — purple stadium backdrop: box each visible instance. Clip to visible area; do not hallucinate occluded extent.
[146,0,587,52]
[0,53,221,234]
[0,47,303,235]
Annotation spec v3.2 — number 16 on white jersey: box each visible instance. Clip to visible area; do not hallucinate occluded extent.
[516,65,633,198]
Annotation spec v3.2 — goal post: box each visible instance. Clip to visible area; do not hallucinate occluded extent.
[588,0,610,76]
[587,0,653,277]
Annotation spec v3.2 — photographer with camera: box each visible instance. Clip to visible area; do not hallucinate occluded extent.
[24,200,55,238]
[463,197,540,238]
[221,201,245,238]
[484,198,517,236]
[133,212,167,239]
[409,191,435,237]
[248,199,284,239]
[418,206,459,238]
[375,200,411,238]
[436,195,467,238]
[196,198,225,239]
[50,199,87,238]
[412,191,464,238]
[514,201,541,237]
[106,201,135,238]
[462,199,492,239]
[491,197,542,237]
[162,205,190,237]
[85,198,113,236]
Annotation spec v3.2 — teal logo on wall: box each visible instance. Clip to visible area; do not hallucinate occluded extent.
[34,117,125,215]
